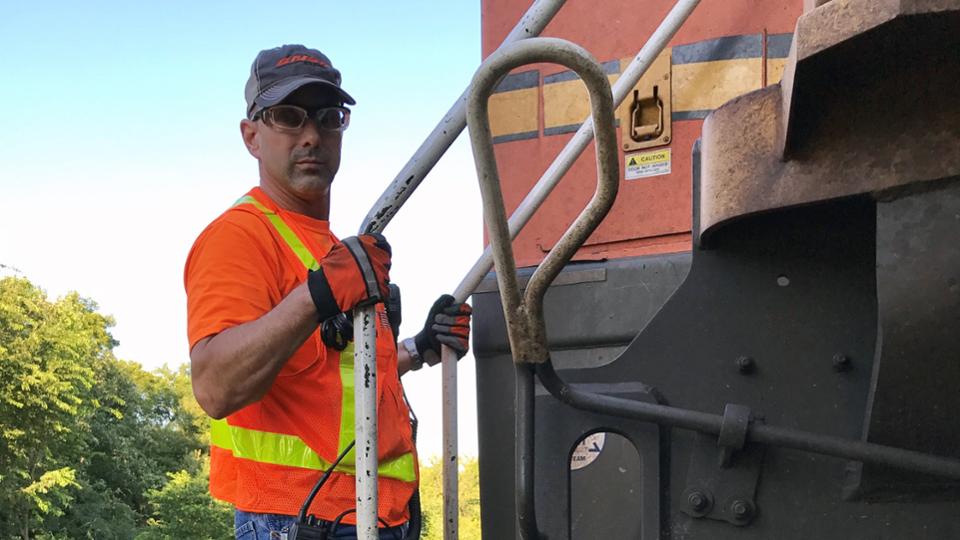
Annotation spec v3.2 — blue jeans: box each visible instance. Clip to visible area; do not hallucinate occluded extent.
[234,510,409,540]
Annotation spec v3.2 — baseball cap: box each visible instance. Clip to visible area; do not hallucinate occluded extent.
[244,44,356,118]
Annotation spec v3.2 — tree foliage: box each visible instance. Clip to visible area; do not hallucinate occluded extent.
[134,459,233,540]
[418,456,482,540]
[0,276,485,540]
[0,277,225,540]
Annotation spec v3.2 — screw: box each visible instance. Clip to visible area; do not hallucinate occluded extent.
[687,491,709,512]
[833,353,851,372]
[663,136,671,143]
[730,499,753,521]
[736,356,755,374]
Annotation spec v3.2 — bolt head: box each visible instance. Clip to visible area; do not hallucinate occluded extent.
[729,499,754,522]
[833,353,851,372]
[736,356,755,374]
[688,492,706,511]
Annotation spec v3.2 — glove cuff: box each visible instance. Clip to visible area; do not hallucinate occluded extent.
[307,268,342,322]
[414,330,432,358]
[402,337,424,371]
[414,331,441,367]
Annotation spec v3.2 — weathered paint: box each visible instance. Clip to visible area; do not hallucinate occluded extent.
[481,0,802,266]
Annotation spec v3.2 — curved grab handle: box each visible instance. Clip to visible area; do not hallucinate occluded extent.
[467,37,620,364]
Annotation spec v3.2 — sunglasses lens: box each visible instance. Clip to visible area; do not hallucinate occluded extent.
[267,106,307,129]
[262,106,349,132]
[317,108,350,131]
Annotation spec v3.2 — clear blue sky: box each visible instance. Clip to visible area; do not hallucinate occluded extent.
[0,1,485,457]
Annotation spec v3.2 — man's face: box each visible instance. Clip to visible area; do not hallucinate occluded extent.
[241,85,344,200]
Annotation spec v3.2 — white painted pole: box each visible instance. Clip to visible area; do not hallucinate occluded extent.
[355,2,570,538]
[354,309,379,540]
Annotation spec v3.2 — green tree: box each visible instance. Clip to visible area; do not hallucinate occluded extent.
[0,277,114,539]
[44,360,207,539]
[134,456,232,540]
[0,277,218,539]
[418,456,482,540]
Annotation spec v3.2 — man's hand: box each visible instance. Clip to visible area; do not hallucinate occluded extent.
[414,294,473,366]
[308,233,391,321]
[191,235,391,419]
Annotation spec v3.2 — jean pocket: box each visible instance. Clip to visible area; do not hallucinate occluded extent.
[234,519,256,539]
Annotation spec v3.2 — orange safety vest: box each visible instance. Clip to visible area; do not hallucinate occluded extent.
[207,191,417,525]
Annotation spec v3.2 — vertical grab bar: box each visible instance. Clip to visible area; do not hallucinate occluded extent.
[467,37,619,363]
[354,1,701,536]
[441,2,701,538]
[452,0,702,300]
[466,37,621,539]
[354,2,570,538]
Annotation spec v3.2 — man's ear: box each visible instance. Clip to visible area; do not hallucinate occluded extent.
[240,119,260,159]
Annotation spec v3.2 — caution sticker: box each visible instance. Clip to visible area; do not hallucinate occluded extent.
[625,148,671,180]
[570,432,606,470]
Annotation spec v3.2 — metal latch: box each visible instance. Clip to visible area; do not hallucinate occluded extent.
[619,48,672,152]
[630,86,664,142]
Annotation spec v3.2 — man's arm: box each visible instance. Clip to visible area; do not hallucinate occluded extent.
[397,343,414,376]
[190,282,316,419]
[397,295,472,377]
[188,233,392,419]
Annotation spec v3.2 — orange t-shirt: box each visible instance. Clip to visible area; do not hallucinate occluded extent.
[185,188,335,353]
[183,187,416,524]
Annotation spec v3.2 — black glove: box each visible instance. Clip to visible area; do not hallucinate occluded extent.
[307,234,391,322]
[414,294,472,366]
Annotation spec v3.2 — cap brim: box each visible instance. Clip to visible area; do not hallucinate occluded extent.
[254,76,356,110]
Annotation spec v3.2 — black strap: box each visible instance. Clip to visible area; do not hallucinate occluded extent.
[342,237,383,304]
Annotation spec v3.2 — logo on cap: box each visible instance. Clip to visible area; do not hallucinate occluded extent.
[276,54,331,68]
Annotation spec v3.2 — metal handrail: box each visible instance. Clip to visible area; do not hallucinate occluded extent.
[450,0,702,300]
[467,37,621,540]
[535,359,960,479]
[359,0,568,235]
[467,37,619,366]
[351,1,569,538]
[441,4,701,535]
[353,0,703,536]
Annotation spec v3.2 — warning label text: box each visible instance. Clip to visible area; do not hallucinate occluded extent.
[625,148,671,180]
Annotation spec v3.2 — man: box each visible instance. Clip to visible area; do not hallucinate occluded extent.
[184,44,472,540]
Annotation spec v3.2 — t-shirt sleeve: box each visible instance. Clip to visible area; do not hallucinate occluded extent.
[184,211,285,350]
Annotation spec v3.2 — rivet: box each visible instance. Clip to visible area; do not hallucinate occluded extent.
[688,491,707,511]
[729,499,754,523]
[833,353,851,372]
[686,490,712,515]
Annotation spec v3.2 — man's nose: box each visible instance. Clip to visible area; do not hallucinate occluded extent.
[296,119,322,147]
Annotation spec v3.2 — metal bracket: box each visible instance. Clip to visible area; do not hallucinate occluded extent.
[618,47,672,152]
[681,404,765,527]
[718,404,751,468]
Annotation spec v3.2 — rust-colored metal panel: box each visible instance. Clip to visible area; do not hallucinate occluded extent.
[699,0,960,241]
[483,0,801,61]
[480,0,804,264]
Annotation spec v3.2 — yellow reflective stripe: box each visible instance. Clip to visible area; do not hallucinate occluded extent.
[209,418,415,482]
[217,194,416,485]
[338,342,357,461]
[233,195,320,271]
[210,416,232,449]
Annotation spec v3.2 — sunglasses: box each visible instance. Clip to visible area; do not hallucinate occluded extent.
[255,105,351,132]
